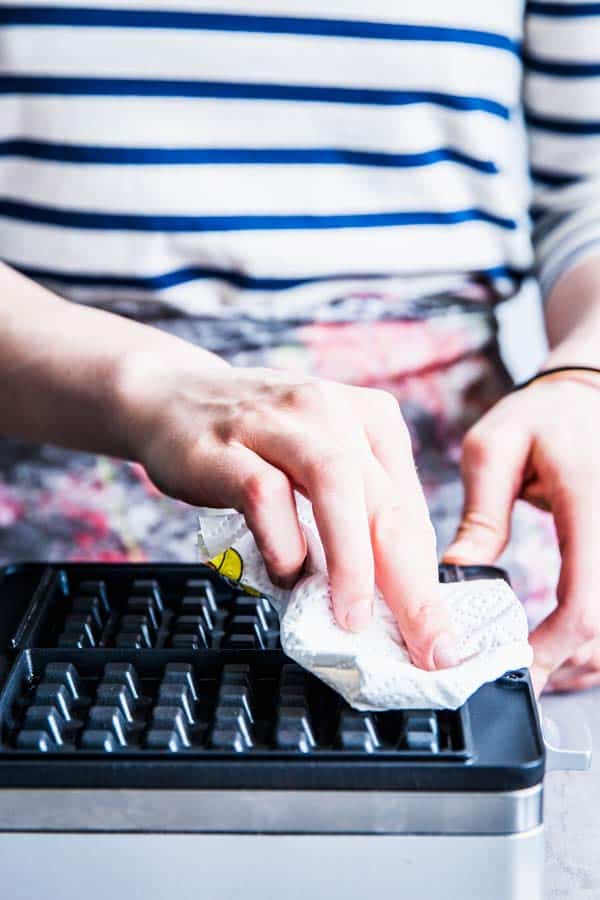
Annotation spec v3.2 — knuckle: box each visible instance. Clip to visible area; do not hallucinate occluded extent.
[568,645,592,667]
[372,392,411,444]
[462,428,488,466]
[462,423,509,468]
[290,380,334,415]
[307,447,352,484]
[571,609,600,644]
[241,468,288,512]
[459,509,504,540]
[264,545,304,581]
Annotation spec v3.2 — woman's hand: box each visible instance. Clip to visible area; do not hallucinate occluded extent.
[0,264,456,670]
[120,354,458,669]
[444,370,600,695]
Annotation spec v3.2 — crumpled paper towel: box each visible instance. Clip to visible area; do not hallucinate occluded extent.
[197,495,532,710]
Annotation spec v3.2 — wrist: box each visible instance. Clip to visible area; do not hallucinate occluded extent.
[514,365,600,395]
[545,253,600,357]
[543,321,600,372]
[113,338,230,463]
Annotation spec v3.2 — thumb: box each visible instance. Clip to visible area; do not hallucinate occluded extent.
[443,419,529,564]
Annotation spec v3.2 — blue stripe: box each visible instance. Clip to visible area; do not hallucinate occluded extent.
[530,166,580,186]
[10,262,526,293]
[0,139,499,175]
[527,2,600,16]
[524,53,600,77]
[484,265,528,281]
[10,264,393,293]
[0,6,520,54]
[0,76,511,118]
[529,205,545,223]
[526,109,600,133]
[0,198,517,233]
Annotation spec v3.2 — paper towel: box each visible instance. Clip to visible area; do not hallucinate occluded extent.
[197,495,532,710]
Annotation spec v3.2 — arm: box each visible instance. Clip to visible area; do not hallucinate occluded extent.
[544,253,600,361]
[445,255,600,694]
[0,262,226,456]
[0,263,457,667]
[444,3,600,693]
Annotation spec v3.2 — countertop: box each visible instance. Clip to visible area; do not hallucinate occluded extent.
[542,688,600,899]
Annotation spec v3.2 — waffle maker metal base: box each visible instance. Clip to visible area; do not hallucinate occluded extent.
[0,562,590,900]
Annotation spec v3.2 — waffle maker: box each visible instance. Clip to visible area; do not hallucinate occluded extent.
[0,561,590,900]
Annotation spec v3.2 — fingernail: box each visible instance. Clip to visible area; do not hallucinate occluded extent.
[344,604,372,633]
[433,634,461,669]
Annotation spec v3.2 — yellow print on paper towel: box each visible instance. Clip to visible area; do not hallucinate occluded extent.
[208,547,261,596]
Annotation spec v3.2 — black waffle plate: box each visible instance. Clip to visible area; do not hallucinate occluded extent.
[0,562,544,791]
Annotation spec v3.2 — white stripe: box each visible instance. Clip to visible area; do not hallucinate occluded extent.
[0,159,519,219]
[0,217,533,278]
[529,131,600,172]
[526,74,600,120]
[0,27,520,104]
[0,97,513,166]
[527,17,600,63]
[15,0,524,34]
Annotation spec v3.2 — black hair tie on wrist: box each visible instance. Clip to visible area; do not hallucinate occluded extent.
[511,365,600,393]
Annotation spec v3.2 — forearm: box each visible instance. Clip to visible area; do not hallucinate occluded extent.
[544,253,600,366]
[0,263,227,457]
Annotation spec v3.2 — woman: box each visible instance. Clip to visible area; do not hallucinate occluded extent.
[0,2,599,694]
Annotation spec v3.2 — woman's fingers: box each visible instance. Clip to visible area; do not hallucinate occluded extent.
[229,444,308,589]
[547,670,600,694]
[443,384,600,694]
[530,480,600,695]
[187,441,308,589]
[545,638,600,691]
[443,406,530,564]
[249,386,376,631]
[366,457,457,669]
[373,500,458,669]
[188,376,457,661]
[551,640,596,673]
[354,389,458,668]
[351,388,415,490]
[305,451,374,631]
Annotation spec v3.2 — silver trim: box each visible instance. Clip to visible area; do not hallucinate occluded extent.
[541,705,593,772]
[0,829,547,900]
[0,786,543,834]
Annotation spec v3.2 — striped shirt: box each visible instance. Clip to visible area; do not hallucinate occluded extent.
[0,1,599,320]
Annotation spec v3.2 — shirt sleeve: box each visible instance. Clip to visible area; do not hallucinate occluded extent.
[525,1,600,299]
